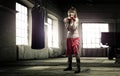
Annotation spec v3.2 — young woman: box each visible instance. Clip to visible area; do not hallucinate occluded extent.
[63,7,81,73]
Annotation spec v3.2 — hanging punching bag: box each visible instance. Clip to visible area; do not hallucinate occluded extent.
[31,7,45,49]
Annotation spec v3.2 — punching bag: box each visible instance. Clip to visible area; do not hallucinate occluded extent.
[31,7,45,49]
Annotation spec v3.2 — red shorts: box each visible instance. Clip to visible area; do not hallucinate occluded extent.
[66,37,80,56]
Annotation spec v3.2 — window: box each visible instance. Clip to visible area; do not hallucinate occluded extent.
[82,23,109,48]
[47,16,59,48]
[16,3,28,45]
[47,18,53,47]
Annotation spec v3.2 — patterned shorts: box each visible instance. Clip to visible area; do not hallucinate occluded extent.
[66,37,80,56]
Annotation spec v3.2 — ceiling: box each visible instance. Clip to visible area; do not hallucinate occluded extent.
[51,0,120,5]
[28,0,120,12]
[29,0,120,6]
[51,0,120,9]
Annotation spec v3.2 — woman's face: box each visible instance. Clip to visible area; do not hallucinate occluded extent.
[68,11,76,17]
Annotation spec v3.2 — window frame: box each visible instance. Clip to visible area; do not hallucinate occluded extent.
[47,17,53,47]
[82,23,109,48]
[16,2,29,45]
[46,14,59,48]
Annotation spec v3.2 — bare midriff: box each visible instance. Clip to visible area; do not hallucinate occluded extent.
[67,30,79,38]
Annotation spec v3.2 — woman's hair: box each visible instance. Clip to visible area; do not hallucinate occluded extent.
[67,6,78,17]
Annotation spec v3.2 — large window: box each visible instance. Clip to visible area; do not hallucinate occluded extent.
[47,18,53,47]
[47,16,59,48]
[82,23,109,48]
[16,3,28,45]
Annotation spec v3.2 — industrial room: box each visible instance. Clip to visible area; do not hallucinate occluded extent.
[0,0,120,76]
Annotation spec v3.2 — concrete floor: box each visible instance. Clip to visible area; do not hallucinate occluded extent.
[0,57,120,76]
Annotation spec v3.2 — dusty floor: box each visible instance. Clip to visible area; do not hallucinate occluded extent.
[0,57,120,76]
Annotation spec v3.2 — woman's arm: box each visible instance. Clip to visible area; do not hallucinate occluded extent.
[64,18,70,31]
[70,18,79,31]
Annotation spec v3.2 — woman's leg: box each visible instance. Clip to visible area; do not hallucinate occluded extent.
[64,55,72,71]
[74,49,81,73]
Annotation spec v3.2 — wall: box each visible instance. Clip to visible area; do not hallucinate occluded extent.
[17,0,65,60]
[0,0,16,61]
